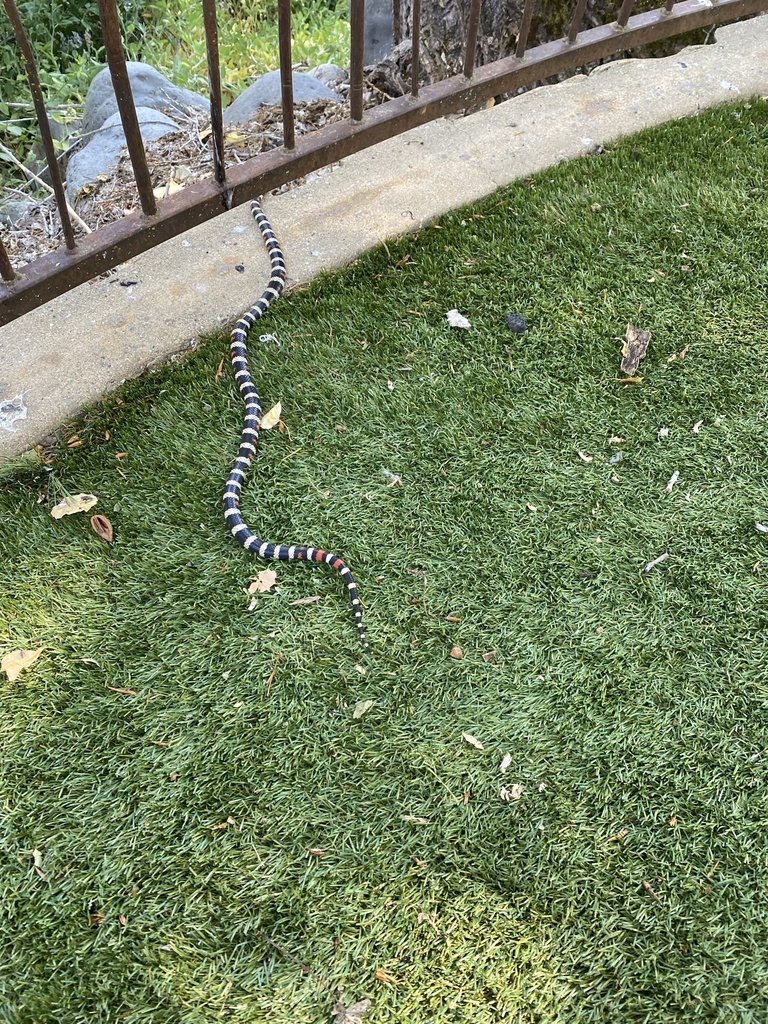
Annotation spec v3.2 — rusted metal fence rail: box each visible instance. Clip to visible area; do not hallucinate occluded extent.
[1,0,766,327]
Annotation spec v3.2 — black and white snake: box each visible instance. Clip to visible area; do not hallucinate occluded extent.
[223,198,369,650]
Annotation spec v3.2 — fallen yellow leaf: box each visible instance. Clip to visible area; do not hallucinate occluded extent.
[248,568,277,594]
[50,493,98,519]
[260,402,282,430]
[152,181,184,198]
[2,648,43,681]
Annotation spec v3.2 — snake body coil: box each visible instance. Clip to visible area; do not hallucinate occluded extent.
[223,199,369,650]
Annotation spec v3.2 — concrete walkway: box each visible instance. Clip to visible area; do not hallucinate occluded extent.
[1,15,766,461]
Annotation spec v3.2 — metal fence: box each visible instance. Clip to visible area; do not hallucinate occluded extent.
[1,0,766,327]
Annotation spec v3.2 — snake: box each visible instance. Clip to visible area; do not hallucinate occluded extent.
[223,198,369,650]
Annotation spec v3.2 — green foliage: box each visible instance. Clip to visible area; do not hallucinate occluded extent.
[0,0,349,183]
[132,0,350,100]
[1,101,768,1020]
[0,0,349,112]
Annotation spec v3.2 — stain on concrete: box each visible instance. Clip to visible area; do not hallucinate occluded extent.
[0,393,28,432]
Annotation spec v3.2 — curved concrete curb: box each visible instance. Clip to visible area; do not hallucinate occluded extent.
[1,15,766,461]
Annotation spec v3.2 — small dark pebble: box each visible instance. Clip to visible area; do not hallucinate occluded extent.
[505,312,527,334]
[119,279,139,287]
[235,264,245,273]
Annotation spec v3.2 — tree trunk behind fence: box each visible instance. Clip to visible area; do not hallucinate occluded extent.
[366,0,630,96]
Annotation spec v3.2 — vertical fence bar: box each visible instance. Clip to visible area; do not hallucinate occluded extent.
[567,0,590,42]
[201,0,226,187]
[98,0,157,216]
[393,0,401,45]
[410,0,421,96]
[463,0,483,77]
[617,0,636,27]
[349,0,365,121]
[2,0,76,250]
[277,0,295,149]
[515,0,536,57]
[0,237,15,283]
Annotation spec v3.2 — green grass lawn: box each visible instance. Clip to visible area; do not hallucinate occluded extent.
[2,99,768,1023]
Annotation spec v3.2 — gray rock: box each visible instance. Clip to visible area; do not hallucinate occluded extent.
[66,107,179,202]
[223,70,343,127]
[82,61,209,135]
[0,199,37,227]
[24,116,75,187]
[310,63,348,89]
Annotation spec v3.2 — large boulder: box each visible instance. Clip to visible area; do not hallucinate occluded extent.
[82,61,209,135]
[66,107,179,201]
[223,70,343,126]
[309,63,348,89]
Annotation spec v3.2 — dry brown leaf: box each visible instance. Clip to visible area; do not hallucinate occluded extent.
[374,968,398,985]
[2,648,43,681]
[462,732,484,750]
[621,324,651,375]
[211,816,237,831]
[260,402,282,430]
[353,699,374,719]
[50,493,98,519]
[608,828,629,842]
[482,650,497,664]
[642,879,662,902]
[248,569,277,594]
[449,646,463,660]
[90,514,114,543]
[288,595,321,606]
